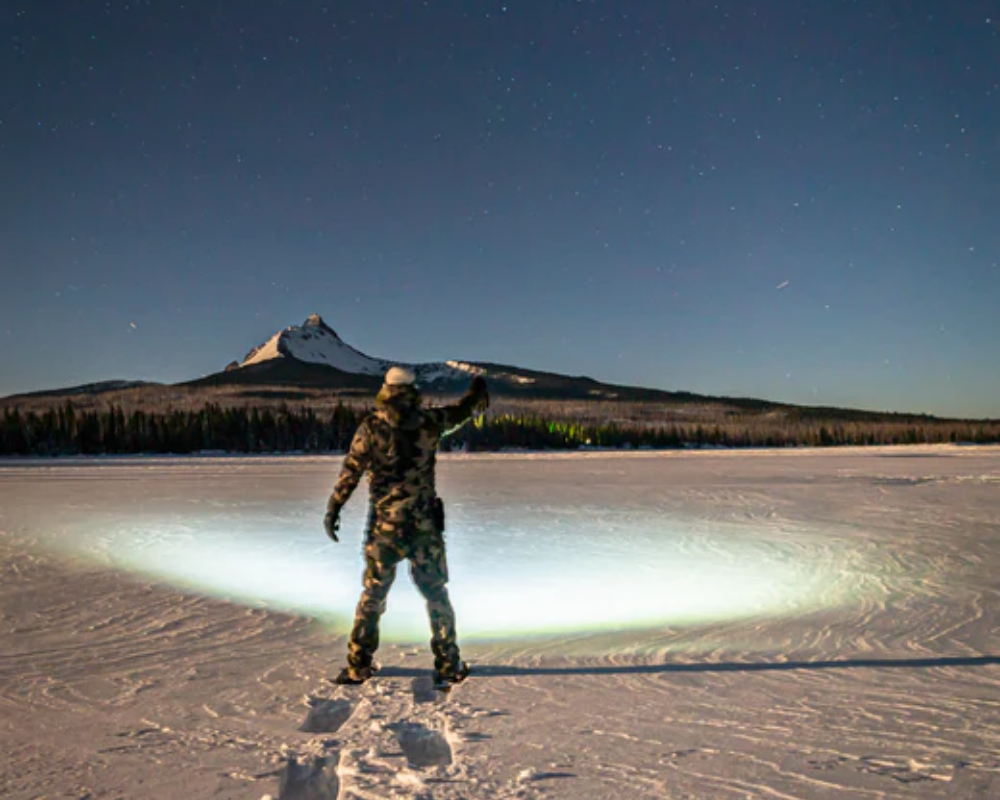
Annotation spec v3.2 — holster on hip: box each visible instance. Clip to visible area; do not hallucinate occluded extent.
[431,497,446,533]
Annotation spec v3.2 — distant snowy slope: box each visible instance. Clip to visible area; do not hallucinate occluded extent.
[238,313,480,385]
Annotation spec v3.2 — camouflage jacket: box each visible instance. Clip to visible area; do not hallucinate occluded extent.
[329,380,487,527]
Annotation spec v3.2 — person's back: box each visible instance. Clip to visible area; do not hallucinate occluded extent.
[354,380,457,527]
[324,366,489,688]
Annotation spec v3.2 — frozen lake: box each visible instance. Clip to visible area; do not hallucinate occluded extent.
[1,446,998,799]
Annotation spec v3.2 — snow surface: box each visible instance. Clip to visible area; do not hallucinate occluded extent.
[1,446,998,799]
[240,313,480,384]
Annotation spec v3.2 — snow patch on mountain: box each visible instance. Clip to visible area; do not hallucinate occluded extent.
[445,360,486,376]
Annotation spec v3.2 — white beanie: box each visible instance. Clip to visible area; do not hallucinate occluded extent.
[384,365,416,386]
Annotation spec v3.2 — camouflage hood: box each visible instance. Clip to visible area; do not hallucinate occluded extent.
[375,384,423,430]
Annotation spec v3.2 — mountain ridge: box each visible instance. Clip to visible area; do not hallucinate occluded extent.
[0,313,978,421]
[0,312,782,411]
[207,312,680,401]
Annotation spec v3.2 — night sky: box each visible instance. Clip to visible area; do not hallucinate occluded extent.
[3,1,998,417]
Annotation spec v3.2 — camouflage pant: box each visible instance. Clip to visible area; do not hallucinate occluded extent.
[347,519,461,675]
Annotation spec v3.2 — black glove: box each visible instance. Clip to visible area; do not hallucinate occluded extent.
[324,502,341,543]
[470,375,490,410]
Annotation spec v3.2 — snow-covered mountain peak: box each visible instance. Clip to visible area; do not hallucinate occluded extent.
[236,314,478,385]
[302,312,338,338]
[241,315,384,375]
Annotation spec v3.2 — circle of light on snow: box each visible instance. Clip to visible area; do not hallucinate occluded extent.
[86,502,848,641]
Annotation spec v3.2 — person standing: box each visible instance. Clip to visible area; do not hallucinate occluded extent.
[324,366,489,688]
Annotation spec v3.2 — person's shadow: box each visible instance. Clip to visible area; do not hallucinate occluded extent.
[379,654,999,679]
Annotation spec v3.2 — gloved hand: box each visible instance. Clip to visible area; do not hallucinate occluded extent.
[324,502,342,543]
[470,375,490,410]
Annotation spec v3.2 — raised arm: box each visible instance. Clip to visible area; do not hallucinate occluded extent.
[428,376,490,435]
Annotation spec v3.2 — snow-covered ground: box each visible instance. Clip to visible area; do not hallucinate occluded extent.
[1,446,997,799]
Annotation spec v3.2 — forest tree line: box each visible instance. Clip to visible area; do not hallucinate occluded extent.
[1,401,998,456]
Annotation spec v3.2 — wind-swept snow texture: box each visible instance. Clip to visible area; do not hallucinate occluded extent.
[1,446,998,799]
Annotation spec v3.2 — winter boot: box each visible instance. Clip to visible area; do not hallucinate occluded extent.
[332,662,380,686]
[433,661,470,691]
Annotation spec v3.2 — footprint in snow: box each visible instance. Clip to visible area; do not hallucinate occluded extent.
[411,675,447,705]
[388,721,453,769]
[277,753,339,799]
[299,697,354,734]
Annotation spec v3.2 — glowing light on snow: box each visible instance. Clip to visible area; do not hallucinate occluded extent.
[82,504,850,642]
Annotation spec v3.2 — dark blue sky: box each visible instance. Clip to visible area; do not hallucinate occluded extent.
[3,1,998,417]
